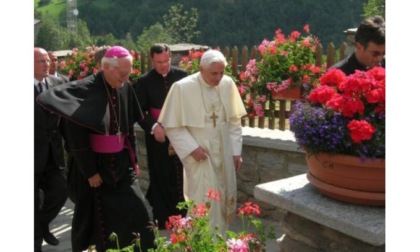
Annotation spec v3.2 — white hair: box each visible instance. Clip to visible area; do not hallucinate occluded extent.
[101,55,133,69]
[199,50,227,69]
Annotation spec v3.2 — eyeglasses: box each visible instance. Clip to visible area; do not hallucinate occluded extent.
[36,59,50,64]
[114,67,132,77]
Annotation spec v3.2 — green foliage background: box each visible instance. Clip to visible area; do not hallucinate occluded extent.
[35,0,374,51]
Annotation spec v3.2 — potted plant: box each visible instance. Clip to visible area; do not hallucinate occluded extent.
[289,67,385,206]
[238,25,323,118]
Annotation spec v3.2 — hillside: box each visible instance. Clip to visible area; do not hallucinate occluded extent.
[35,0,366,48]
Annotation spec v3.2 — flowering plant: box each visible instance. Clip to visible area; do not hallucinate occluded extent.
[289,67,385,159]
[58,46,142,84]
[238,25,323,117]
[59,47,97,81]
[99,189,274,251]
[149,189,275,252]
[179,48,238,82]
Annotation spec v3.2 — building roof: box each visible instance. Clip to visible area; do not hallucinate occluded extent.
[168,43,210,52]
[344,28,357,34]
[52,50,73,57]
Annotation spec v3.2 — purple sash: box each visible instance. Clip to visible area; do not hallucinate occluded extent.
[89,134,125,153]
[149,107,161,121]
[89,133,139,176]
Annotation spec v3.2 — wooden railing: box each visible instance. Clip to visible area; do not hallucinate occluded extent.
[139,42,350,131]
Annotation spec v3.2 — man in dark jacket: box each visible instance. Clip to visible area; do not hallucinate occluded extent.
[34,47,67,252]
[48,51,70,82]
[330,15,385,75]
[136,44,188,229]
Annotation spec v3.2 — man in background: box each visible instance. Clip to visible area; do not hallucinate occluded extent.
[330,15,385,75]
[34,47,67,252]
[136,43,188,229]
[48,51,69,82]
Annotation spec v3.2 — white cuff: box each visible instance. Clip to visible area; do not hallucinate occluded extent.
[151,122,159,135]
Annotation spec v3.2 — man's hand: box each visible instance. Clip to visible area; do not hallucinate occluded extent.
[233,156,242,172]
[153,124,166,143]
[190,146,209,162]
[88,173,103,188]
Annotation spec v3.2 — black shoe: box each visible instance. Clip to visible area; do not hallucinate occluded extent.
[43,231,59,246]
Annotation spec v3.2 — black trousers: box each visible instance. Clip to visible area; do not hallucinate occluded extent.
[34,165,67,251]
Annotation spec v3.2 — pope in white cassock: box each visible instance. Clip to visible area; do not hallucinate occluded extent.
[158,50,247,234]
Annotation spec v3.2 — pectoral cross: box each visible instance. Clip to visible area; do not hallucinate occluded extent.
[210,110,218,128]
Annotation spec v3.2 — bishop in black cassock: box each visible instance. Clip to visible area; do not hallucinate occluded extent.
[37,46,155,252]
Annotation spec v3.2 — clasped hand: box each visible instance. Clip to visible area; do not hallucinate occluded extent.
[88,173,103,188]
[153,124,166,143]
[191,146,209,162]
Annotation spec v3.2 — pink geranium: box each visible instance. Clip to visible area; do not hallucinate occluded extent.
[239,24,324,117]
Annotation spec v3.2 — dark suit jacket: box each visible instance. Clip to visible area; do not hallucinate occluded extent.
[34,75,65,174]
[330,52,386,76]
[135,67,188,132]
[56,72,70,83]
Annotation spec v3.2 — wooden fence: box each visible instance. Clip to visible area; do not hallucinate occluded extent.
[139,42,350,131]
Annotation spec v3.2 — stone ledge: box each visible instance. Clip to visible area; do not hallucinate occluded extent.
[242,126,303,153]
[254,174,385,246]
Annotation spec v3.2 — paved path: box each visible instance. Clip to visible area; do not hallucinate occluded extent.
[42,199,282,251]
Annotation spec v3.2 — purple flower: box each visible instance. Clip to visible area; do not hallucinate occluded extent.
[289,101,384,159]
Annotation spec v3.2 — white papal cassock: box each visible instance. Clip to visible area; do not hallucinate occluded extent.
[158,72,247,234]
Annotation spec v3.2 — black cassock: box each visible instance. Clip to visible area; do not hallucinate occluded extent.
[37,71,155,252]
[330,52,386,76]
[136,67,188,229]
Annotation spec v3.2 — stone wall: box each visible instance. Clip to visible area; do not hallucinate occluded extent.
[254,175,385,251]
[134,125,307,222]
[279,212,385,252]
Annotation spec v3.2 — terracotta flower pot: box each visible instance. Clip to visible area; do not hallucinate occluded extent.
[306,152,385,206]
[271,87,301,100]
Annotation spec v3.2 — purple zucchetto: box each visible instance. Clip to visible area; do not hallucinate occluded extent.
[104,46,130,58]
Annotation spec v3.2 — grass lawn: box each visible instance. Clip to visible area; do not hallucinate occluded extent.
[35,0,67,19]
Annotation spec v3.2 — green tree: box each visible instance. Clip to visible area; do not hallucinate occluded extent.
[163,4,200,43]
[121,32,138,51]
[135,22,174,52]
[35,17,67,50]
[94,33,118,47]
[363,0,385,19]
[67,19,93,49]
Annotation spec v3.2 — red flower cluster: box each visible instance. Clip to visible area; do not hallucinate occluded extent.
[178,49,205,75]
[237,202,261,216]
[58,46,143,84]
[308,67,385,144]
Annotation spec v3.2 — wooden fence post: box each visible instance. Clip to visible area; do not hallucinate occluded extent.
[339,42,347,60]
[231,46,239,78]
[326,43,336,68]
[315,44,323,67]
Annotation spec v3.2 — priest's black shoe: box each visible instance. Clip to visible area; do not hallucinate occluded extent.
[43,231,59,246]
